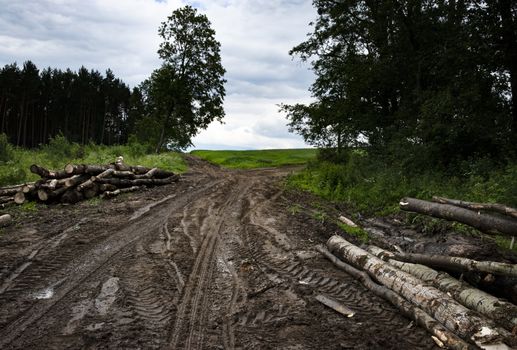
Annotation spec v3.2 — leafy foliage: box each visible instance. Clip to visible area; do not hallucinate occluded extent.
[284,0,517,166]
[136,6,226,152]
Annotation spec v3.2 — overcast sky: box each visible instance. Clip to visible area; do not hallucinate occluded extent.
[0,0,316,150]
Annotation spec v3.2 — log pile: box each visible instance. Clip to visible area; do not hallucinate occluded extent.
[320,197,517,349]
[321,236,517,349]
[0,157,179,206]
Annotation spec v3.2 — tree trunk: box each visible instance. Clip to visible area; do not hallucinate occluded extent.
[367,246,517,333]
[432,196,517,219]
[30,165,70,179]
[61,189,84,204]
[380,250,517,278]
[326,235,514,348]
[400,197,517,236]
[77,168,115,191]
[316,245,474,350]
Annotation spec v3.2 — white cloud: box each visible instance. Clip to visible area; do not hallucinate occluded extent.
[0,0,316,150]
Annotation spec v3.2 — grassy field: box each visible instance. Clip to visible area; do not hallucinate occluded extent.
[0,136,186,186]
[190,149,317,169]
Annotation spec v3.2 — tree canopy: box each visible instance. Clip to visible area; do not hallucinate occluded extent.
[0,61,132,147]
[283,0,517,167]
[136,5,226,151]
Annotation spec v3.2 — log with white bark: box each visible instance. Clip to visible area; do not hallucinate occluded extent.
[400,197,517,236]
[316,245,474,350]
[29,164,69,179]
[64,174,90,188]
[315,294,355,318]
[367,246,517,333]
[0,186,24,197]
[14,192,26,204]
[0,197,13,204]
[383,250,517,278]
[37,186,69,202]
[432,197,517,220]
[96,176,178,187]
[101,186,141,199]
[0,214,12,227]
[326,235,515,349]
[77,169,115,191]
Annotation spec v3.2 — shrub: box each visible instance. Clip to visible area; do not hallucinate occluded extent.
[0,133,14,163]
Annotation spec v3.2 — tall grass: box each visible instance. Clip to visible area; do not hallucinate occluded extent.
[191,149,317,169]
[286,149,517,216]
[0,134,186,186]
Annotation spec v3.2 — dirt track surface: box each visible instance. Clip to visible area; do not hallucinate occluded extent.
[0,157,440,349]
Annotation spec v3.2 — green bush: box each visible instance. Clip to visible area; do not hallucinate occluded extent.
[0,133,14,163]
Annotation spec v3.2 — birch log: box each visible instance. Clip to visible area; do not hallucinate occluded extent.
[367,246,517,333]
[400,197,517,236]
[317,245,474,350]
[326,235,514,349]
[432,197,517,220]
[386,251,517,278]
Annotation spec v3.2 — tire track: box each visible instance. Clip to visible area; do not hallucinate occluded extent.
[169,176,251,350]
[0,179,221,349]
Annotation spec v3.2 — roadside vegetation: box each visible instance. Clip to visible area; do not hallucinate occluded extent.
[0,134,186,187]
[191,149,317,169]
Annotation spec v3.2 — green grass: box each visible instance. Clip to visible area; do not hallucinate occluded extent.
[190,149,317,169]
[0,136,187,186]
[337,222,370,243]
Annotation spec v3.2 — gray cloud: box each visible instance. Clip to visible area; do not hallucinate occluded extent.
[0,0,316,150]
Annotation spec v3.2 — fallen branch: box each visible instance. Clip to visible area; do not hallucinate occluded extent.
[400,197,517,236]
[316,245,474,350]
[432,197,517,220]
[100,186,141,199]
[367,246,517,333]
[326,235,514,348]
[96,176,178,187]
[315,294,355,318]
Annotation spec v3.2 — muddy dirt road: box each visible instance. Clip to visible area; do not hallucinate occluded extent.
[0,157,439,349]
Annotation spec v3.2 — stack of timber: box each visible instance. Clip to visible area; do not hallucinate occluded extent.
[320,236,517,349]
[0,157,179,206]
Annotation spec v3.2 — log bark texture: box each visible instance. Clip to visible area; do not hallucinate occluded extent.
[386,250,517,278]
[96,176,178,187]
[317,245,474,350]
[326,235,514,348]
[30,164,69,179]
[400,197,517,236]
[367,246,517,333]
[0,214,12,227]
[432,196,517,220]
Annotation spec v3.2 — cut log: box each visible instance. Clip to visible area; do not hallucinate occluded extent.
[432,196,517,220]
[0,214,12,227]
[64,174,90,188]
[316,245,474,350]
[400,197,517,236]
[101,186,141,199]
[97,176,178,187]
[367,246,517,332]
[315,294,355,318]
[14,192,25,204]
[326,235,514,349]
[29,164,69,179]
[22,184,35,193]
[60,189,84,204]
[37,186,68,202]
[0,187,24,197]
[77,169,115,191]
[384,250,517,278]
[0,197,14,204]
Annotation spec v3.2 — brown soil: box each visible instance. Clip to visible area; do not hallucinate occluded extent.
[0,156,511,349]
